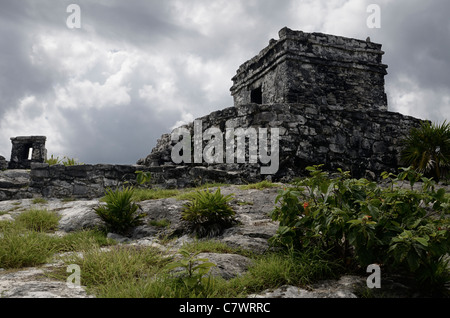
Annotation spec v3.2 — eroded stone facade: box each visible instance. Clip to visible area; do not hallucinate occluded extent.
[230,27,388,111]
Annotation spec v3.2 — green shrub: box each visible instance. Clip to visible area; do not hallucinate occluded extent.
[164,248,217,297]
[181,188,236,238]
[94,186,144,235]
[270,165,450,292]
[401,120,450,181]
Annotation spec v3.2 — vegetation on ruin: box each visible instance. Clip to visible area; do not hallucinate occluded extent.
[45,155,84,166]
[401,120,450,182]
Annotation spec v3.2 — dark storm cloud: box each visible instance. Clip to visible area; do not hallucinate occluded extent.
[380,0,450,89]
[0,0,448,164]
[0,1,60,116]
[81,0,195,47]
[367,0,450,121]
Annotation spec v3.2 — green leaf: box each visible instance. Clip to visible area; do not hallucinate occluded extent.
[414,237,429,247]
[347,219,362,226]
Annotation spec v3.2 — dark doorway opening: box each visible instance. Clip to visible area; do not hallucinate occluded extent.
[251,86,263,104]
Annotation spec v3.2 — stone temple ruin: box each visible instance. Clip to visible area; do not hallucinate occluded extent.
[0,27,425,200]
[139,27,423,187]
[230,27,388,110]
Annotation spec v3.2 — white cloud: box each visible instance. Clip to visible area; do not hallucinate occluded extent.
[171,0,249,36]
[387,74,450,121]
[0,95,67,157]
[171,112,195,130]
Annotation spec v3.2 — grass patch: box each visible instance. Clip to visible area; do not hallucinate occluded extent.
[60,245,171,297]
[0,214,115,270]
[0,226,59,269]
[181,239,251,256]
[132,188,183,201]
[194,183,230,190]
[54,230,117,253]
[14,209,60,233]
[130,183,230,202]
[52,238,340,298]
[148,219,171,228]
[32,198,48,205]
[239,180,279,190]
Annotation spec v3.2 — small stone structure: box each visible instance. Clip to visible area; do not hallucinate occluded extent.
[8,136,47,169]
[230,27,388,111]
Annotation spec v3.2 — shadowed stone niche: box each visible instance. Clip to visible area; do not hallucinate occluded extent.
[8,136,47,169]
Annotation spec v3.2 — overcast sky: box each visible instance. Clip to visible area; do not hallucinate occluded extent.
[0,0,449,164]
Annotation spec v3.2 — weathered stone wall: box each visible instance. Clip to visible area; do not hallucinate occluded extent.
[230,27,388,111]
[28,163,152,199]
[139,103,424,184]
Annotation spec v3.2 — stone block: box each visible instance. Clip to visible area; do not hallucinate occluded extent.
[73,184,89,196]
[0,156,8,170]
[30,168,49,178]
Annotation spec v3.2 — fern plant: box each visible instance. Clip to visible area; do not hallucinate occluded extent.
[94,186,144,235]
[181,188,236,238]
[401,120,450,181]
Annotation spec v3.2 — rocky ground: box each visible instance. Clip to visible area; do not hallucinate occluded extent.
[0,184,447,298]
